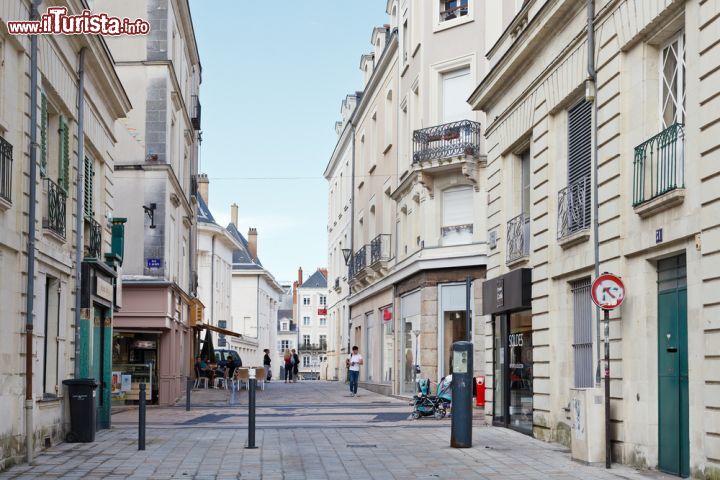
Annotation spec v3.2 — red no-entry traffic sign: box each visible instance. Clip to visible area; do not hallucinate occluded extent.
[591,273,625,310]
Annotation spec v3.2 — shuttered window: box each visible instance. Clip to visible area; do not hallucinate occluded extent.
[567,100,592,229]
[40,93,48,177]
[58,116,70,191]
[442,186,472,226]
[572,278,593,388]
[441,68,473,124]
[83,156,94,218]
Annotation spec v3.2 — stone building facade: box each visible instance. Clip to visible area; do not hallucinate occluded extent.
[469,0,720,477]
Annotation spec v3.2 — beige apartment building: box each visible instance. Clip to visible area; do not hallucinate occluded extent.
[469,0,719,477]
[326,0,521,397]
[98,0,202,406]
[0,0,131,466]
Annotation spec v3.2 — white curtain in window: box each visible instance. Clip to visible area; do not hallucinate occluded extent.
[442,68,473,124]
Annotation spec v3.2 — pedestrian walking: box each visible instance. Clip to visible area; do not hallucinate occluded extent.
[284,349,293,383]
[346,346,363,397]
[263,348,272,382]
[291,349,300,382]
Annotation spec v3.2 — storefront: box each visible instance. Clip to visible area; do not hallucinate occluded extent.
[112,331,161,404]
[483,268,533,435]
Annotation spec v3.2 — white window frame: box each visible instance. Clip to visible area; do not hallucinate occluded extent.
[319,317,327,326]
[434,0,473,33]
[303,316,310,326]
[303,296,310,306]
[659,31,685,129]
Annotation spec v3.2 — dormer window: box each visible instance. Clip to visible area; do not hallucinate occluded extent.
[441,0,468,22]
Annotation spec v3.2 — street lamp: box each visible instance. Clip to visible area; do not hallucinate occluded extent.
[342,248,352,265]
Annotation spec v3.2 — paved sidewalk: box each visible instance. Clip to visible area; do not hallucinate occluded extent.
[0,382,675,479]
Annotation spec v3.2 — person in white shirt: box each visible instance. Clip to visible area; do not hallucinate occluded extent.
[345,346,364,397]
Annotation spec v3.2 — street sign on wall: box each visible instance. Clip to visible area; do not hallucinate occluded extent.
[591,273,625,310]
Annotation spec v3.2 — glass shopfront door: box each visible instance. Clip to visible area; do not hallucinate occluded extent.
[493,310,533,435]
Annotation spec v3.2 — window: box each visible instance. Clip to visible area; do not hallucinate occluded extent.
[558,101,592,239]
[441,0,468,22]
[281,322,288,331]
[319,295,327,306]
[303,316,310,326]
[319,335,327,349]
[303,335,311,347]
[83,155,95,217]
[42,276,61,397]
[303,356,310,367]
[319,317,327,326]
[660,32,685,128]
[571,278,593,388]
[521,150,530,216]
[441,68,473,124]
[402,20,408,63]
[385,90,393,149]
[303,296,310,306]
[281,340,290,351]
[441,186,473,245]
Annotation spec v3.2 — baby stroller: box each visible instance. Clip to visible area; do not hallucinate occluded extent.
[410,375,452,419]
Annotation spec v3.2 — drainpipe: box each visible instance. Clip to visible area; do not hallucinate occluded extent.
[210,235,215,325]
[74,48,87,378]
[586,0,601,385]
[348,125,356,355]
[25,0,43,464]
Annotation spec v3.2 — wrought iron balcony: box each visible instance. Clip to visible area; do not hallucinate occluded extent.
[349,246,367,280]
[413,120,481,163]
[370,234,391,266]
[0,136,12,205]
[557,175,591,239]
[506,212,530,264]
[300,342,327,352]
[85,216,102,259]
[43,178,67,239]
[633,123,684,206]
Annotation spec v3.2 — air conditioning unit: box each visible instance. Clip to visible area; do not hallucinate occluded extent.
[570,388,605,464]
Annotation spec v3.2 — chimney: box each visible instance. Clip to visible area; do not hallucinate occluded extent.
[197,173,209,204]
[319,268,328,279]
[298,267,303,286]
[247,228,258,261]
[230,203,238,226]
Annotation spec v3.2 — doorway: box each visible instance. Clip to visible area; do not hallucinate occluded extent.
[657,254,689,477]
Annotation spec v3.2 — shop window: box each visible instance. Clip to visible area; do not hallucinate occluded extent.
[401,291,420,395]
[382,309,394,384]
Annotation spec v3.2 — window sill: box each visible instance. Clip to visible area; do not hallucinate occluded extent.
[506,255,529,269]
[434,15,473,33]
[633,189,685,218]
[43,228,66,244]
[0,196,11,211]
[558,228,590,249]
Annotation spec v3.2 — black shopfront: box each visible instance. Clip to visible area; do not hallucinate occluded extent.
[482,268,533,435]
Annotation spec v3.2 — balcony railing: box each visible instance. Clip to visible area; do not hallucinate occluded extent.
[633,123,684,206]
[370,234,391,265]
[43,178,67,238]
[300,342,327,352]
[557,175,591,239]
[349,245,367,279]
[85,217,102,259]
[441,2,469,21]
[191,95,201,130]
[0,136,12,204]
[506,212,530,264]
[413,120,481,163]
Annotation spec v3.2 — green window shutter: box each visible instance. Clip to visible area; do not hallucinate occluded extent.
[83,156,94,218]
[58,116,69,191]
[40,93,48,177]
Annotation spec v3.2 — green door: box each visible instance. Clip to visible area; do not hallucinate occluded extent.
[657,255,689,477]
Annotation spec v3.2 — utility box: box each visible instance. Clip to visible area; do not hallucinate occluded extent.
[570,388,605,464]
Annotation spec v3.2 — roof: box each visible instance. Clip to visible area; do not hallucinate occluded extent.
[300,269,327,289]
[278,309,293,320]
[197,195,216,225]
[226,222,263,269]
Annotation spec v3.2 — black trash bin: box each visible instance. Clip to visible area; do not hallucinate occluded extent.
[62,379,98,442]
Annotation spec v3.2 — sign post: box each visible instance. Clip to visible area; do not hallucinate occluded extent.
[591,273,625,470]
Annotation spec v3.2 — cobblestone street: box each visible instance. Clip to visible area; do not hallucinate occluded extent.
[1,382,674,480]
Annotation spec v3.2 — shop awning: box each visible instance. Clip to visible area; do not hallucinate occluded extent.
[193,323,243,338]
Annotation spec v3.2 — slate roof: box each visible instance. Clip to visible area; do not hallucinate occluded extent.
[277,309,293,320]
[197,195,216,224]
[226,222,263,270]
[300,269,327,289]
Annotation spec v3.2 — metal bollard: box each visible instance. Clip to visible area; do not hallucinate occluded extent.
[138,383,146,451]
[186,376,192,412]
[246,368,258,449]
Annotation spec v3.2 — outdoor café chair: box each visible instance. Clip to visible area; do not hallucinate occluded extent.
[194,367,209,389]
[235,368,249,390]
[254,367,265,391]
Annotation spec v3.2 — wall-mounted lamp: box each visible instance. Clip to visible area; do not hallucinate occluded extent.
[143,203,157,229]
